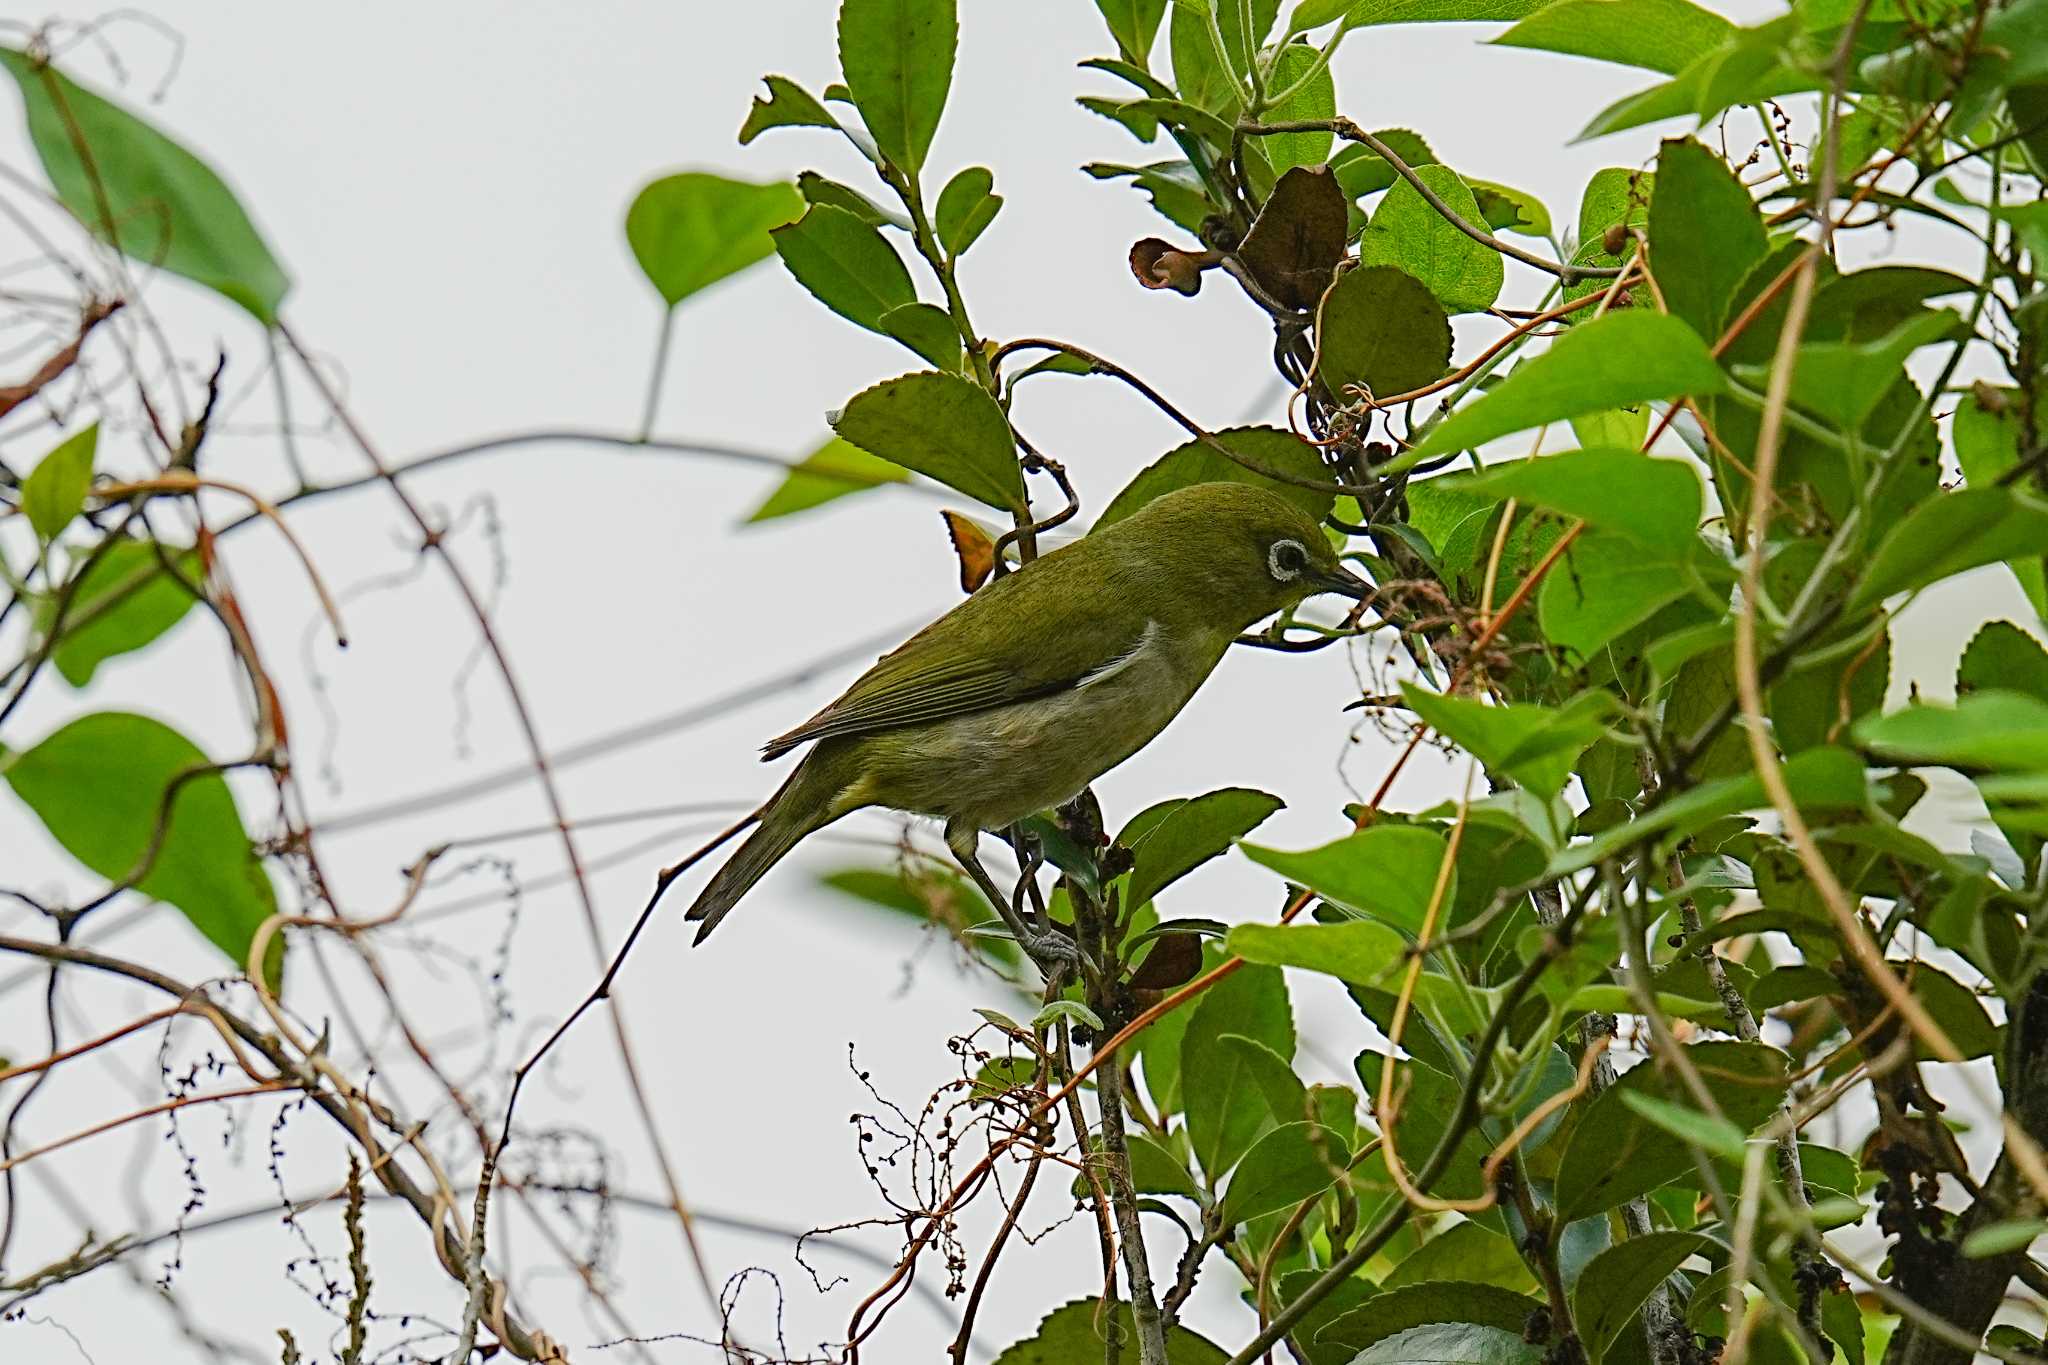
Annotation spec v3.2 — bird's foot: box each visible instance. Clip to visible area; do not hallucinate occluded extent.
[1018,924,1084,974]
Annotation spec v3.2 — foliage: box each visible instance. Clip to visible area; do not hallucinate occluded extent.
[7,1,2048,1363]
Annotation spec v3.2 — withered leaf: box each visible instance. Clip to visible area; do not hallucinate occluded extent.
[941,509,997,593]
[1129,931,1203,992]
[1129,237,1206,295]
[1235,165,1347,311]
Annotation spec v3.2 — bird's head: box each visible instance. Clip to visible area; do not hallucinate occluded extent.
[1121,482,1370,626]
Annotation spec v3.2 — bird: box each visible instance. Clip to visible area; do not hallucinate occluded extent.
[681,480,1370,967]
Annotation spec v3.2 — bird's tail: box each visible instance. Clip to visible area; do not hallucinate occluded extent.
[684,753,847,944]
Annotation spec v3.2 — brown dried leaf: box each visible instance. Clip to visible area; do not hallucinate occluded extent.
[1129,931,1202,992]
[1129,237,1205,295]
[1236,165,1347,311]
[941,509,996,593]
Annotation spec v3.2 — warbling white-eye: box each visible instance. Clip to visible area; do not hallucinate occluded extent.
[684,480,1369,966]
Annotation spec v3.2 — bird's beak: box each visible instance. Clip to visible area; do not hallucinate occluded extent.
[1314,565,1373,601]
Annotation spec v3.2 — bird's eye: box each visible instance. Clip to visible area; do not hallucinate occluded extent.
[1268,538,1307,582]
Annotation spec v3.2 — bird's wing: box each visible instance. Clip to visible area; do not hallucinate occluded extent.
[761,549,1148,758]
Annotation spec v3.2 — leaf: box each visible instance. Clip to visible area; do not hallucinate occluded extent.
[1274,1267,1379,1365]
[1958,621,2048,704]
[1441,447,1705,547]
[1238,824,1452,934]
[817,864,1015,964]
[1182,964,1294,1179]
[1557,745,1869,873]
[1648,137,1767,340]
[1395,311,1727,468]
[1578,18,1818,141]
[1578,166,1654,240]
[1553,1040,1791,1220]
[1467,179,1551,236]
[1094,0,1172,61]
[1355,164,1504,314]
[1329,127,1437,198]
[879,301,965,369]
[1071,1128,1203,1199]
[1227,921,1407,988]
[1858,691,2048,771]
[624,173,803,309]
[933,165,1001,255]
[1315,1282,1544,1358]
[1847,488,2048,614]
[1238,165,1350,309]
[1349,1323,1543,1364]
[831,370,1025,513]
[771,204,917,334]
[1315,264,1453,401]
[738,74,840,144]
[1221,1121,1349,1224]
[1325,0,1550,28]
[992,1298,1228,1364]
[1098,426,1334,527]
[1169,0,1280,111]
[797,170,907,229]
[940,509,998,592]
[1120,787,1285,909]
[0,712,280,987]
[1400,685,1615,798]
[1954,385,2023,488]
[1737,308,1965,431]
[1619,1093,1750,1157]
[744,436,907,523]
[1219,1033,1310,1123]
[837,0,956,175]
[1085,157,1216,233]
[21,424,97,541]
[1573,1230,1718,1365]
[1538,529,1698,657]
[1263,43,1336,172]
[1383,1220,1538,1292]
[0,48,290,324]
[1034,999,1105,1031]
[1960,1218,2047,1258]
[1495,0,1735,75]
[45,539,203,687]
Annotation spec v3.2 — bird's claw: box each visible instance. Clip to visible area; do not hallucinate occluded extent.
[1019,928,1084,974]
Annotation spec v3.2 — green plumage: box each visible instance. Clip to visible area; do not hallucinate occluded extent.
[686,481,1365,944]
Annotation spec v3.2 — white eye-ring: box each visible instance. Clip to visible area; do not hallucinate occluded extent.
[1268,538,1307,582]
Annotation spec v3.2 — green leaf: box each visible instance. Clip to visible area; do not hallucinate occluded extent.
[21,424,97,541]
[1557,745,1869,873]
[1960,1218,2046,1258]
[831,370,1025,513]
[797,170,907,229]
[1578,18,1818,141]
[744,436,908,523]
[1238,824,1452,934]
[879,301,965,369]
[1263,43,1336,172]
[1221,1121,1349,1224]
[1120,787,1285,909]
[1573,1231,1718,1365]
[1,712,280,987]
[624,173,802,310]
[1648,138,1767,340]
[45,539,203,687]
[1098,426,1335,527]
[1495,0,1735,75]
[1857,691,2048,771]
[1578,166,1654,240]
[1441,447,1705,547]
[1094,0,1172,61]
[1467,179,1551,236]
[1350,1323,1543,1364]
[1327,0,1549,28]
[1274,1268,1379,1365]
[1619,1093,1750,1157]
[992,1298,1227,1364]
[838,0,956,175]
[818,865,1009,966]
[1959,621,2048,704]
[1072,1128,1203,1199]
[1846,488,2048,614]
[1383,1220,1538,1292]
[1227,920,1407,988]
[1538,528,1698,657]
[1329,128,1437,198]
[1955,386,2023,488]
[933,165,1001,255]
[1220,1032,1311,1124]
[1355,164,1504,314]
[1182,964,1294,1179]
[771,203,917,334]
[1169,0,1280,111]
[1316,1282,1545,1359]
[1553,1040,1791,1220]
[1315,264,1453,402]
[1736,308,1965,432]
[738,74,840,144]
[1034,999,1105,1031]
[1400,685,1615,797]
[0,48,290,324]
[1396,311,1727,468]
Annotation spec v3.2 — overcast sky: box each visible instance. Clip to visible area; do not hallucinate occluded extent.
[2,2,2035,1362]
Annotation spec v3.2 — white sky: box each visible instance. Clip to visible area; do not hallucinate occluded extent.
[1,2,2034,1362]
